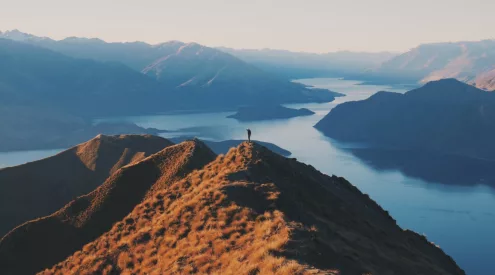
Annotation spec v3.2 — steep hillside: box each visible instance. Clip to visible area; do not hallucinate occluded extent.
[0,38,171,151]
[315,79,495,160]
[21,142,464,275]
[0,139,215,275]
[0,38,165,117]
[0,135,171,237]
[362,40,495,90]
[141,42,338,107]
[0,35,336,151]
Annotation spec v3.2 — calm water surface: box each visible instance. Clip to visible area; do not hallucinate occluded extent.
[4,78,493,274]
[0,148,63,169]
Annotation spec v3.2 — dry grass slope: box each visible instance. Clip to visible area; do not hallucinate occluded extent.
[40,142,464,275]
[0,134,172,237]
[0,139,215,275]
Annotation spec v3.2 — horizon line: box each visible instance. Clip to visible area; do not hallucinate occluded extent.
[2,28,495,55]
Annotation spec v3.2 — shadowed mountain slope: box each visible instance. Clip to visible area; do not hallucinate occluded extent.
[0,29,186,71]
[0,139,216,275]
[1,30,396,82]
[0,135,172,237]
[0,38,164,117]
[32,142,463,275]
[0,31,338,110]
[0,35,337,152]
[315,79,495,160]
[138,42,339,107]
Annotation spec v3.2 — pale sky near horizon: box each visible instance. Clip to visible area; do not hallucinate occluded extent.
[1,0,493,53]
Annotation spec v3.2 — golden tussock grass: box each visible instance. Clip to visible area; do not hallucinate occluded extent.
[39,142,463,275]
[41,143,318,275]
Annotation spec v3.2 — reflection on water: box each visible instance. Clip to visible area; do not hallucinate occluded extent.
[4,78,495,274]
[99,78,494,275]
[348,148,495,187]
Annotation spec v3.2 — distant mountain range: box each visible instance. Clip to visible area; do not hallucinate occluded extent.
[355,40,495,91]
[3,29,494,91]
[0,137,464,274]
[0,30,341,151]
[315,79,495,160]
[0,29,397,80]
[0,38,162,116]
[0,30,339,110]
[219,47,397,79]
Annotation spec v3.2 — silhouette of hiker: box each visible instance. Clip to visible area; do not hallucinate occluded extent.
[247,129,252,142]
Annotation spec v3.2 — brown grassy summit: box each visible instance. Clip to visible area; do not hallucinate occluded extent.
[0,139,216,275]
[0,134,172,237]
[38,142,463,275]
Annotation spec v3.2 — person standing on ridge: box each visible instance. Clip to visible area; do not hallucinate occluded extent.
[247,129,252,142]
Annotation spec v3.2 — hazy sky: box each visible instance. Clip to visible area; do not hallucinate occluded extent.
[1,0,493,53]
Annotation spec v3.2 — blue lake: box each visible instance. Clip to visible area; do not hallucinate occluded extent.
[3,78,493,274]
[0,148,63,169]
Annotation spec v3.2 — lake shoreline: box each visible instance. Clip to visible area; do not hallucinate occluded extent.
[2,78,494,274]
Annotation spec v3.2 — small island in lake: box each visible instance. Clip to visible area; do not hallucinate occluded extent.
[227,105,315,121]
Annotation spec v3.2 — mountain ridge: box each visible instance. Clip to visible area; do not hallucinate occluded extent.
[0,33,338,152]
[0,31,339,112]
[37,141,463,274]
[315,79,495,160]
[0,134,172,237]
[0,139,215,275]
[0,138,464,274]
[0,38,164,117]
